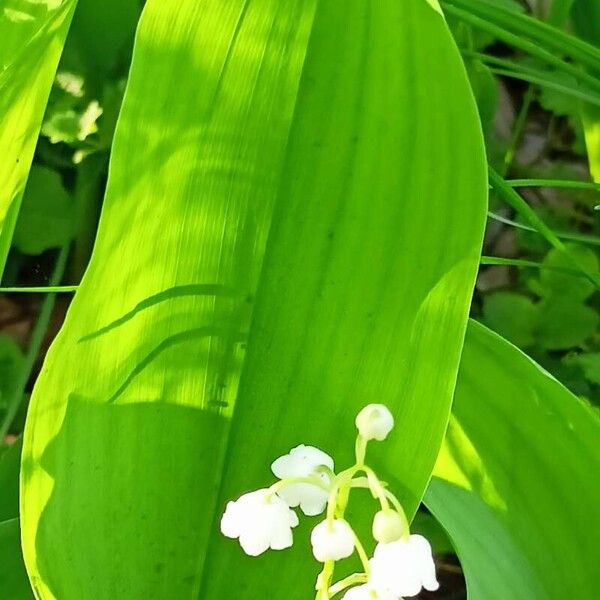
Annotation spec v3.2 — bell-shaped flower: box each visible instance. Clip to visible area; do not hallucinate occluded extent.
[355,404,394,441]
[372,510,405,543]
[311,518,355,562]
[220,488,299,556]
[342,585,395,600]
[369,534,439,597]
[271,444,334,516]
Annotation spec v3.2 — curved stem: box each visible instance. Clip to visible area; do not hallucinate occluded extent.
[267,475,330,499]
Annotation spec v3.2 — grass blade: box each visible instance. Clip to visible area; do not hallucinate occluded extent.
[0,1,77,278]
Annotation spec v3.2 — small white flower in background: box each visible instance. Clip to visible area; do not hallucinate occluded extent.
[355,404,394,441]
[369,534,439,598]
[220,488,298,556]
[311,519,355,562]
[271,444,334,516]
[372,510,405,544]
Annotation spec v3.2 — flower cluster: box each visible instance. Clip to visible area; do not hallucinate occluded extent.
[220,404,439,599]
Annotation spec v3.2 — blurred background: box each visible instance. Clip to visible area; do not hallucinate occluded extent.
[1,1,598,597]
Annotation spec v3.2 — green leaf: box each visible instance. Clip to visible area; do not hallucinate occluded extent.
[0,438,21,521]
[426,321,600,600]
[536,296,599,350]
[12,166,73,255]
[538,245,599,300]
[21,1,487,598]
[572,0,600,182]
[411,511,455,555]
[63,0,141,83]
[482,291,538,347]
[0,519,34,600]
[0,442,30,598]
[0,335,25,412]
[572,0,600,50]
[574,352,600,385]
[0,0,76,278]
[464,58,498,136]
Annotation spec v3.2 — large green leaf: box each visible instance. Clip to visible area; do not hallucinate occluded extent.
[425,321,600,600]
[21,0,487,598]
[0,442,33,599]
[0,438,21,521]
[0,0,76,277]
[0,519,33,600]
[572,0,600,182]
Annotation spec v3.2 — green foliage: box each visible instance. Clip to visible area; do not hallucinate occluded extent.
[0,1,597,599]
[12,167,73,255]
[0,519,33,600]
[482,291,538,347]
[0,335,24,414]
[0,0,76,278]
[19,0,487,598]
[483,245,599,378]
[574,352,600,385]
[426,322,600,599]
[0,438,21,520]
[0,441,33,600]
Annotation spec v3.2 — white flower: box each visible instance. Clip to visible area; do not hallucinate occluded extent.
[372,510,405,543]
[271,445,334,516]
[369,534,439,597]
[220,488,299,556]
[311,519,355,562]
[355,404,394,441]
[342,585,395,600]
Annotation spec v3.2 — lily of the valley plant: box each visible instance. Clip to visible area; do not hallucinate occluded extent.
[221,404,439,599]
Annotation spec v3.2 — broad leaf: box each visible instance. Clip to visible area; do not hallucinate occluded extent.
[0,438,21,521]
[0,518,33,600]
[12,166,73,255]
[0,0,77,277]
[0,441,31,599]
[21,1,487,598]
[426,321,600,600]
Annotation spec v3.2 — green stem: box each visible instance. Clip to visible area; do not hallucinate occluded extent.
[489,168,600,289]
[0,243,70,439]
[503,86,535,175]
[355,434,367,466]
[481,255,599,278]
[267,475,330,499]
[0,285,77,293]
[328,573,368,597]
[487,212,600,246]
[506,179,600,191]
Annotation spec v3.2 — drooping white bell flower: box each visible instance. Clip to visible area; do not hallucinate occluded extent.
[341,584,396,600]
[311,519,355,562]
[369,534,439,597]
[372,510,405,544]
[271,445,334,516]
[220,488,299,556]
[355,404,394,441]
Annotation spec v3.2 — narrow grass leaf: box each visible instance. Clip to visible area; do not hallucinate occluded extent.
[0,0,76,277]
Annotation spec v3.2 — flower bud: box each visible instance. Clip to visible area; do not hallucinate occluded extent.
[310,519,355,562]
[372,510,405,543]
[355,404,394,441]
